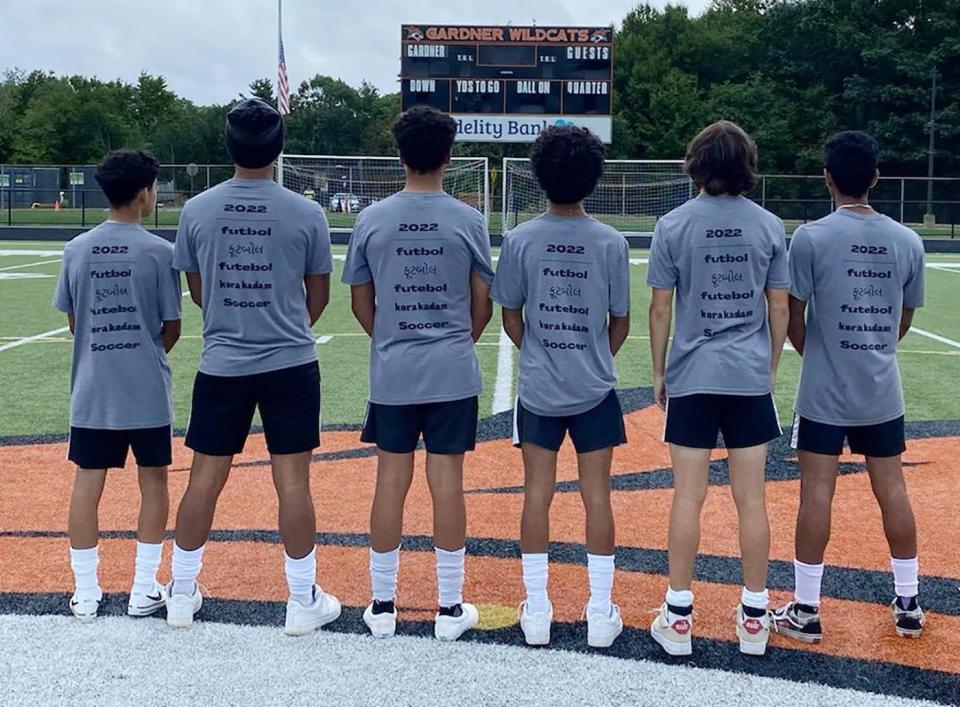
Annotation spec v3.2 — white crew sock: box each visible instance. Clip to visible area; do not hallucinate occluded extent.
[741,586,769,610]
[521,553,549,614]
[70,546,100,601]
[285,549,317,606]
[435,547,465,608]
[794,559,824,607]
[171,543,204,596]
[370,546,400,603]
[665,586,694,624]
[132,542,163,595]
[586,553,615,616]
[891,556,919,598]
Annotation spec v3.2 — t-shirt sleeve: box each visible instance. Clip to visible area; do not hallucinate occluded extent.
[341,216,372,285]
[788,227,815,302]
[306,205,333,275]
[173,206,199,272]
[490,235,524,309]
[766,221,791,288]
[52,251,73,314]
[158,247,183,321]
[903,238,926,309]
[469,213,495,285]
[646,220,677,289]
[609,237,631,317]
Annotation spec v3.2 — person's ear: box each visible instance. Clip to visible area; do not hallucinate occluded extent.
[823,168,835,192]
[442,151,452,167]
[870,168,879,190]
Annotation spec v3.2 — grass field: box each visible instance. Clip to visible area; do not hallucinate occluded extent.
[1,239,959,705]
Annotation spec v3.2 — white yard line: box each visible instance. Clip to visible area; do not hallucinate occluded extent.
[909,326,960,350]
[0,249,63,257]
[0,326,71,354]
[928,264,960,274]
[0,258,62,272]
[492,325,514,414]
[315,336,333,345]
[0,273,53,281]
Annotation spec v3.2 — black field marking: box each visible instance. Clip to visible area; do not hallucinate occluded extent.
[6,530,959,616]
[0,593,957,705]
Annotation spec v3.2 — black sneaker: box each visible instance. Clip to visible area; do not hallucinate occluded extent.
[891,596,925,638]
[771,601,822,644]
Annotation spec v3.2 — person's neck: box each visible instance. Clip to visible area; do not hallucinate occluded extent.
[403,170,445,193]
[234,165,275,180]
[834,192,873,214]
[547,202,587,218]
[107,206,142,224]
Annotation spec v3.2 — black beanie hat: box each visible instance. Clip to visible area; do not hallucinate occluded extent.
[224,98,285,169]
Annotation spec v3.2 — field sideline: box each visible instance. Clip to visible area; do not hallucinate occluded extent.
[0,240,958,705]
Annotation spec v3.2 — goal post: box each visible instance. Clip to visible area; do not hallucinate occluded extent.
[501,158,692,234]
[276,154,489,231]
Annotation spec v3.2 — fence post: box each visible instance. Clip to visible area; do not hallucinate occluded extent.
[81,190,86,228]
[900,179,905,224]
[761,175,767,209]
[6,188,10,226]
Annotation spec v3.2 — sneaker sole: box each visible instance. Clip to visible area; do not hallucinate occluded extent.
[434,618,479,642]
[127,602,165,618]
[651,627,692,656]
[522,630,550,646]
[70,609,97,623]
[363,618,397,639]
[895,626,924,638]
[588,625,623,649]
[284,604,342,637]
[772,623,821,644]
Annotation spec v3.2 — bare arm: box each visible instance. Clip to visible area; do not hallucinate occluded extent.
[648,288,673,410]
[162,320,181,353]
[470,271,493,342]
[788,295,807,355]
[304,274,330,327]
[502,307,524,349]
[766,288,790,389]
[899,307,915,341]
[350,282,376,337]
[67,313,75,335]
[185,272,202,308]
[609,314,630,356]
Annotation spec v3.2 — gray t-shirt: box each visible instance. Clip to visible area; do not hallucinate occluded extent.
[790,209,925,426]
[492,214,631,417]
[341,191,494,405]
[647,194,790,398]
[53,221,182,430]
[174,178,333,376]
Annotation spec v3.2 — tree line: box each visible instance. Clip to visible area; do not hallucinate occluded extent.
[0,0,956,176]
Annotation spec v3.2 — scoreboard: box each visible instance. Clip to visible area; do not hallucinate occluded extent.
[400,25,613,143]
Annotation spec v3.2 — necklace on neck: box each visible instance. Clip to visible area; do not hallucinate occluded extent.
[836,202,873,211]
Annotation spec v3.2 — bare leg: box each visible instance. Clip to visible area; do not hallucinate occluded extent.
[136,466,169,544]
[667,444,711,591]
[174,453,232,551]
[271,452,316,559]
[369,450,415,552]
[865,455,917,559]
[794,451,839,564]
[577,447,615,555]
[68,469,107,550]
[727,444,770,592]
[425,453,466,551]
[520,444,558,554]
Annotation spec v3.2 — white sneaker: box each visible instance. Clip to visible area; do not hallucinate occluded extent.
[363,603,398,639]
[284,586,341,636]
[737,606,771,656]
[586,603,623,648]
[69,589,102,622]
[434,603,479,641]
[128,582,166,617]
[650,603,693,656]
[519,601,553,646]
[165,581,203,628]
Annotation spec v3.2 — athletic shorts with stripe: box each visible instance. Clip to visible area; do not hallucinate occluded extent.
[664,393,782,449]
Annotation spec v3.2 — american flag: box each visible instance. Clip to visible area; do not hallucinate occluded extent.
[277,0,290,115]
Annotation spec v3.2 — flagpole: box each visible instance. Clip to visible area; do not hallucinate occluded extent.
[276,0,284,186]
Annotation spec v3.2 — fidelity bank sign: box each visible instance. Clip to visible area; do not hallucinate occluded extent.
[453,115,612,144]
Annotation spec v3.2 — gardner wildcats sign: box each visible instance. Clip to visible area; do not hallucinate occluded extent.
[400,24,614,143]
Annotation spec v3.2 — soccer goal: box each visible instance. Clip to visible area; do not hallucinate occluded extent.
[277,154,489,231]
[501,158,692,234]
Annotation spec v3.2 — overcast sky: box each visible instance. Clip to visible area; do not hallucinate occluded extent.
[1,0,709,104]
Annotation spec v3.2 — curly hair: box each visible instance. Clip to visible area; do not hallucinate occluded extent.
[94,149,159,207]
[530,126,606,205]
[684,121,758,196]
[392,107,458,173]
[825,131,879,198]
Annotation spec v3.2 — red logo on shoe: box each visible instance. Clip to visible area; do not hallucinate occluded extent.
[671,619,691,635]
[744,618,764,635]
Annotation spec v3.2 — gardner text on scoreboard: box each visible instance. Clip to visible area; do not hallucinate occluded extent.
[400,25,614,143]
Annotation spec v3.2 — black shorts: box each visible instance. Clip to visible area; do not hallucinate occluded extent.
[665,393,782,450]
[361,396,478,455]
[513,390,627,454]
[186,361,321,456]
[68,425,172,470]
[792,415,906,458]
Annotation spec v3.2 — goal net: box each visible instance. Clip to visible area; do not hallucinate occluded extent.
[277,155,488,231]
[501,158,692,234]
